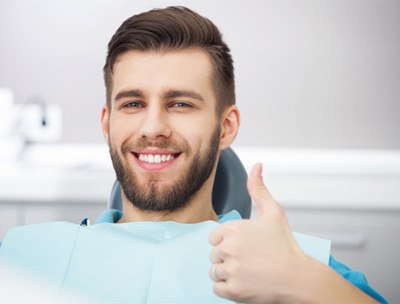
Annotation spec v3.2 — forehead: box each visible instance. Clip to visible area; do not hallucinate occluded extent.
[111,48,216,100]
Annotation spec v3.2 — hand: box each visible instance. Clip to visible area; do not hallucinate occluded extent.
[208,163,379,304]
[208,163,313,303]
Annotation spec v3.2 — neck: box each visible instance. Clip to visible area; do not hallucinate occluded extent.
[117,179,218,224]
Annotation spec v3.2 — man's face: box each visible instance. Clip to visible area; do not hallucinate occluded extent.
[102,49,222,212]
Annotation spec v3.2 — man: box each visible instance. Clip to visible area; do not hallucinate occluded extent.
[0,6,386,303]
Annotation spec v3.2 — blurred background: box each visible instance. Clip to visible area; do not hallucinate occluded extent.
[1,0,399,147]
[0,0,399,302]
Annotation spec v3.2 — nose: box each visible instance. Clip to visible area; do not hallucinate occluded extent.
[138,105,172,140]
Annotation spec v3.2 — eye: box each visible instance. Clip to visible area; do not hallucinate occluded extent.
[124,101,144,108]
[170,101,192,108]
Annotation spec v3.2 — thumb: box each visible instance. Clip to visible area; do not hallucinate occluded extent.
[247,163,276,217]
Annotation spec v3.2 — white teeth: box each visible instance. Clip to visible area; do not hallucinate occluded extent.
[138,154,175,164]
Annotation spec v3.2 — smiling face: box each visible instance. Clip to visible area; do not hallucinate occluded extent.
[101,48,235,213]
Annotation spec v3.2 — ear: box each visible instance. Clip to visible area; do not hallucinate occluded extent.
[100,104,110,143]
[219,105,240,150]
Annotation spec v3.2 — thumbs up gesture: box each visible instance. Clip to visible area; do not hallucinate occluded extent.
[208,163,378,304]
[208,163,309,303]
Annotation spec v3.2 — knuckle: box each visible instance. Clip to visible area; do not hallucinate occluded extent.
[270,202,286,221]
[218,243,232,258]
[218,265,229,278]
[249,184,263,199]
[219,240,240,259]
[213,283,226,298]
[222,221,240,233]
[208,231,216,244]
[224,282,242,300]
[228,260,240,276]
[209,248,218,262]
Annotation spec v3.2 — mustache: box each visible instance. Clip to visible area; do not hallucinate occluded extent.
[121,137,192,154]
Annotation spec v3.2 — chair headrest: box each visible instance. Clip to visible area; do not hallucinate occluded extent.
[108,147,252,218]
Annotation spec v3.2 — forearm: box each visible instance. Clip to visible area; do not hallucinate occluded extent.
[293,257,378,304]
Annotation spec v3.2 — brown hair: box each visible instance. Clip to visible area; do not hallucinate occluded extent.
[103,6,235,115]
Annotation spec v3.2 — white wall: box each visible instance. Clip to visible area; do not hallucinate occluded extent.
[1,0,399,149]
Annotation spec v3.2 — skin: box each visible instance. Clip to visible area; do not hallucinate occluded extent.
[101,47,377,303]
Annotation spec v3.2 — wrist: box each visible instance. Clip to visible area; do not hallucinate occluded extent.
[282,255,323,303]
[290,256,378,304]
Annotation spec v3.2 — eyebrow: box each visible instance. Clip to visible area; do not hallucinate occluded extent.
[163,90,204,102]
[114,89,144,102]
[114,89,205,103]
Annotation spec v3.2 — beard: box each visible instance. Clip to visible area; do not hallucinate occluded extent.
[108,126,221,213]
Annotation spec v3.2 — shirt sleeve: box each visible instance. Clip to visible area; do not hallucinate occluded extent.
[329,255,387,303]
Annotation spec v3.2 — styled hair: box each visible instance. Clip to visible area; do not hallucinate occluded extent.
[103,6,235,115]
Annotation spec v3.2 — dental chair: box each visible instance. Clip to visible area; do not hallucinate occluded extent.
[107,147,252,218]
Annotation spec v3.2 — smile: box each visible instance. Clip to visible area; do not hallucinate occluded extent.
[131,151,182,170]
[138,153,175,164]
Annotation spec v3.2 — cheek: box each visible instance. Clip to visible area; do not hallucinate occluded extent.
[110,111,138,130]
[108,115,136,144]
[176,111,217,131]
[178,119,219,151]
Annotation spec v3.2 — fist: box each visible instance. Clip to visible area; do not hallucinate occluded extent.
[208,163,309,303]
